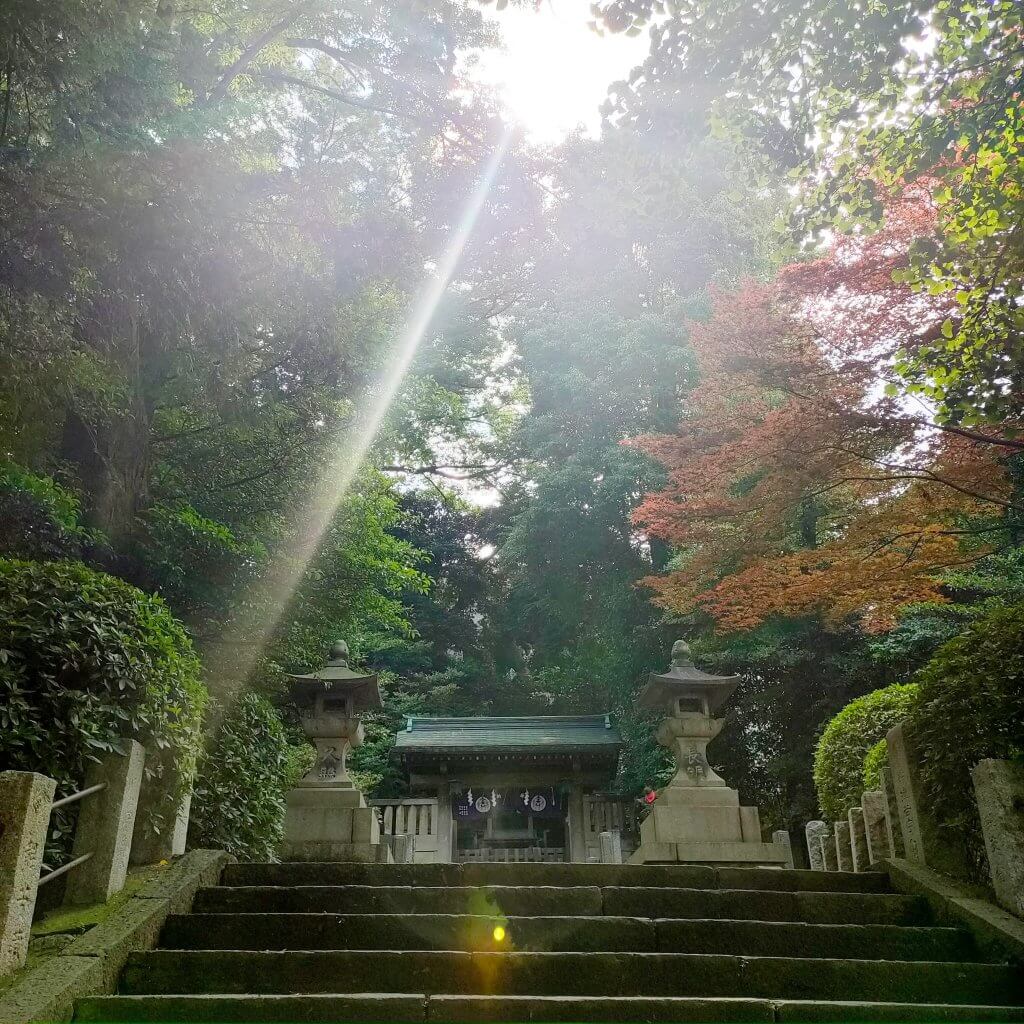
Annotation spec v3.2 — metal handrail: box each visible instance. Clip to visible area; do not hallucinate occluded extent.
[51,781,107,811]
[38,851,93,887]
[39,781,108,885]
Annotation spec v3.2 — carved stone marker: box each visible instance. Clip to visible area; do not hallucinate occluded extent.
[805,820,828,871]
[861,790,890,864]
[971,758,1024,918]
[834,819,854,871]
[879,765,905,857]
[629,641,788,866]
[848,807,870,872]
[280,642,387,862]
[772,829,795,868]
[886,723,970,879]
[0,772,55,973]
[821,830,838,871]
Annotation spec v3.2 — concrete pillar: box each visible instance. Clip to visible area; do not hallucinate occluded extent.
[805,821,828,871]
[879,765,905,858]
[64,741,145,907]
[972,759,1024,918]
[599,830,623,864]
[848,807,870,872]
[771,830,794,868]
[0,772,56,974]
[821,830,838,871]
[436,783,454,863]
[861,790,890,864]
[130,744,193,865]
[834,820,854,871]
[567,784,587,863]
[886,723,970,879]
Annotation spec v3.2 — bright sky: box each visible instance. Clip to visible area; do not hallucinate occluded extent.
[476,1,650,143]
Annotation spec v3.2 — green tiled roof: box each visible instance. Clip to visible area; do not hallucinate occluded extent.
[394,714,622,754]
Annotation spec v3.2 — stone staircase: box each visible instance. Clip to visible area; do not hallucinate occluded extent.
[76,862,1024,1022]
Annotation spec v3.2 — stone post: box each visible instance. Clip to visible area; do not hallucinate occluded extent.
[0,772,56,974]
[64,741,145,907]
[861,791,890,865]
[599,830,623,864]
[848,807,870,872]
[436,782,454,863]
[771,829,794,868]
[567,783,587,863]
[879,765,905,858]
[821,830,838,871]
[805,821,828,871]
[971,759,1024,918]
[130,745,193,865]
[886,723,970,879]
[834,820,854,871]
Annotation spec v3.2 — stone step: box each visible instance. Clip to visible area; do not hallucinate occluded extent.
[118,950,1024,1005]
[222,862,891,894]
[160,912,979,962]
[192,884,930,926]
[75,993,1024,1023]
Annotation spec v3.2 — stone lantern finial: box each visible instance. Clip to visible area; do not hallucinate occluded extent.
[671,639,693,667]
[328,639,349,664]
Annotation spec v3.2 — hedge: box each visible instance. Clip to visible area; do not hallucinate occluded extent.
[813,682,919,821]
[909,602,1024,878]
[188,692,312,860]
[0,558,206,858]
[862,737,888,793]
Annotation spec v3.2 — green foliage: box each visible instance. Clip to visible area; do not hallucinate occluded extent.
[862,739,888,793]
[0,559,206,858]
[813,683,919,821]
[188,693,312,860]
[136,503,264,623]
[909,602,1024,876]
[0,463,89,560]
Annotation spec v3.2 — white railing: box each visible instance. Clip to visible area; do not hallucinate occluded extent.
[371,798,439,862]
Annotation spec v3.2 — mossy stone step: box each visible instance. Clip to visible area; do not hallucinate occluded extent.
[192,884,605,917]
[221,862,891,895]
[117,949,1024,1005]
[159,912,978,962]
[74,993,1024,1024]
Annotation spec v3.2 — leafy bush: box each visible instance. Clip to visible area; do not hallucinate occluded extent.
[862,738,888,792]
[0,463,89,560]
[909,602,1024,877]
[188,692,311,860]
[0,559,206,857]
[813,683,919,820]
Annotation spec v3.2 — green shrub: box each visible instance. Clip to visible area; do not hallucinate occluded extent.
[909,602,1024,877]
[813,683,919,820]
[862,738,888,792]
[188,692,311,860]
[0,559,206,858]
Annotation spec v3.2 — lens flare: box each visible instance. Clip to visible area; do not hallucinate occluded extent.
[492,925,506,943]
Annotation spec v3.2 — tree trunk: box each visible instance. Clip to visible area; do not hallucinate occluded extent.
[60,301,155,554]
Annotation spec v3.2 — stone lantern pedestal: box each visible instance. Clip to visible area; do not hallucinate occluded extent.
[629,642,788,867]
[280,642,389,862]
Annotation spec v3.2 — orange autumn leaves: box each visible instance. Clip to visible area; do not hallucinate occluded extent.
[628,196,1015,633]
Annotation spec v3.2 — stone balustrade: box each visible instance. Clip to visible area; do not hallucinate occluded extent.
[0,741,194,977]
[801,722,1024,919]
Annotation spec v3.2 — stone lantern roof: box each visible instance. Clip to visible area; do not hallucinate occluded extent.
[286,641,382,711]
[637,640,740,716]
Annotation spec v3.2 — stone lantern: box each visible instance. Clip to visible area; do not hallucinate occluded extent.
[279,641,387,862]
[629,640,789,866]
